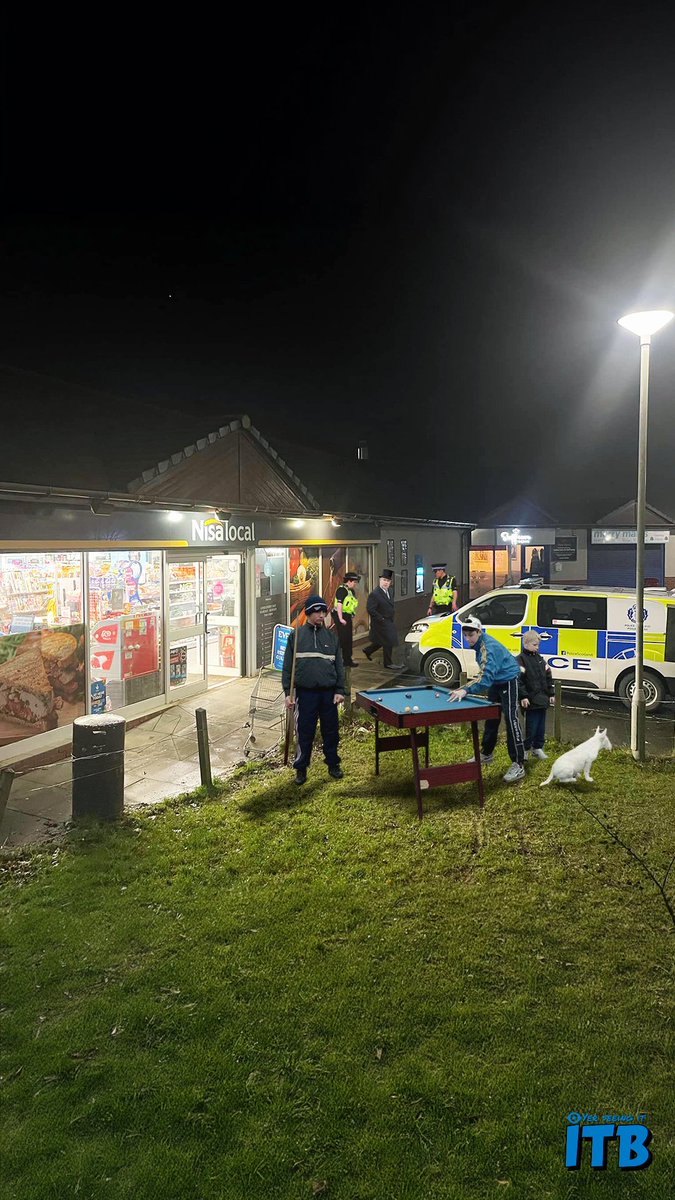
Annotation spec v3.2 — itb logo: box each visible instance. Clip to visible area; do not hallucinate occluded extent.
[565,1112,652,1170]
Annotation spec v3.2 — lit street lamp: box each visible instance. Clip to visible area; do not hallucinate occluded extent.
[617,308,674,761]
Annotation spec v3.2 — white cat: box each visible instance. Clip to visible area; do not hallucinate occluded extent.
[540,726,613,787]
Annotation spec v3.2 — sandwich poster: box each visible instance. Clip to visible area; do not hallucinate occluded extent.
[0,624,85,746]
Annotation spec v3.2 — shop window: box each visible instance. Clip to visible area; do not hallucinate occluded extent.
[466,593,528,626]
[537,594,606,631]
[525,546,545,577]
[0,552,85,748]
[89,550,163,711]
[289,546,319,627]
[319,546,372,638]
[469,549,494,597]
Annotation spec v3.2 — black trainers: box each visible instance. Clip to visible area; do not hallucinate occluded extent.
[295,768,307,786]
[328,766,344,780]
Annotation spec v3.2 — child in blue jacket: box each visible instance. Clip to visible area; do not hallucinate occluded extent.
[449,615,525,783]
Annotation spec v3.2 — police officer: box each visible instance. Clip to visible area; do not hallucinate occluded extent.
[331,571,360,667]
[282,594,345,785]
[428,563,458,617]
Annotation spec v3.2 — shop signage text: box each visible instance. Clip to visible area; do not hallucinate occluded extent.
[191,518,256,544]
[592,529,670,544]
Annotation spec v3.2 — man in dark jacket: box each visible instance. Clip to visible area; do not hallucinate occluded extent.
[282,594,346,785]
[363,569,401,669]
[517,630,554,760]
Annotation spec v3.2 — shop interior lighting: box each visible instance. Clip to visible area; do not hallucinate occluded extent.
[291,519,305,529]
[165,511,184,523]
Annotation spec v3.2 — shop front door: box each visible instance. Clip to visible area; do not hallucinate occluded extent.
[167,558,207,697]
[206,554,243,680]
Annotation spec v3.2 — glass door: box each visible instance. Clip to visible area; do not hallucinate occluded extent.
[206,554,242,680]
[167,559,207,695]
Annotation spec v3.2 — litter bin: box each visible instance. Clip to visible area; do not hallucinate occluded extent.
[72,714,126,821]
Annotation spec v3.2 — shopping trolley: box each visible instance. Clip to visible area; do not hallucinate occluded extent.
[243,665,287,756]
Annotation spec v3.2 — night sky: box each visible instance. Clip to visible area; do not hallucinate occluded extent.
[2,4,675,521]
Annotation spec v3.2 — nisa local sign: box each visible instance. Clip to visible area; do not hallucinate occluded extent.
[191,517,256,544]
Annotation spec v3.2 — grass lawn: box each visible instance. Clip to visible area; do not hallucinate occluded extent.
[1,720,673,1200]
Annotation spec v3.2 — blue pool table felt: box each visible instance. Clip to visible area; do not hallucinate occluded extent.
[359,687,494,715]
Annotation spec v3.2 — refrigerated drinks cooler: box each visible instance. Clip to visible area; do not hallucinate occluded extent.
[90,613,162,706]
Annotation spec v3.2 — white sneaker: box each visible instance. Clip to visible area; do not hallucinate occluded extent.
[531,748,548,760]
[503,763,526,783]
[466,752,494,764]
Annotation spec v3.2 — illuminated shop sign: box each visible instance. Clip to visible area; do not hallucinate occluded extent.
[191,518,256,544]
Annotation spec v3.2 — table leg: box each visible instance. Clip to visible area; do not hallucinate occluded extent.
[471,720,485,810]
[409,727,424,820]
[425,730,430,767]
[375,716,380,776]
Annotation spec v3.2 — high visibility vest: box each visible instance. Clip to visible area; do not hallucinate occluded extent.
[342,591,358,615]
[432,577,456,606]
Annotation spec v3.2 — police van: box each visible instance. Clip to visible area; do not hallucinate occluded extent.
[403,586,675,712]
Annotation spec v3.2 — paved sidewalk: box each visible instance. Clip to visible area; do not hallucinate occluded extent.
[0,649,407,848]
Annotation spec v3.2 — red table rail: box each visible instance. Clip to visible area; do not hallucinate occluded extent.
[354,685,501,819]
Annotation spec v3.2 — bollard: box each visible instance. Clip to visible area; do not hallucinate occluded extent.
[72,714,125,821]
[195,708,212,788]
[554,681,562,742]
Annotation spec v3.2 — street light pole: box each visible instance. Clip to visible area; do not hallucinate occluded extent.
[633,333,650,762]
[618,309,674,763]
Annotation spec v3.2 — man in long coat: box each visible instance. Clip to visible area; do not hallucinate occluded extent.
[363,569,401,670]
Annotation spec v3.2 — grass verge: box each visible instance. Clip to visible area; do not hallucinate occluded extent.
[1,721,673,1199]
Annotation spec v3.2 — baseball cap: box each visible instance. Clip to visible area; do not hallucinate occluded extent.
[460,615,483,632]
[305,594,328,614]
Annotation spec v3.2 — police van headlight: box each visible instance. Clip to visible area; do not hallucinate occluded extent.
[410,622,429,634]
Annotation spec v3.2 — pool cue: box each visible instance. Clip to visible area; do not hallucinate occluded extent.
[283,622,300,766]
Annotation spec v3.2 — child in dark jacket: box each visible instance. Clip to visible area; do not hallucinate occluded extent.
[518,631,555,760]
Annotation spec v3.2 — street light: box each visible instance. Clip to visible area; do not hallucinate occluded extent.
[617,308,674,761]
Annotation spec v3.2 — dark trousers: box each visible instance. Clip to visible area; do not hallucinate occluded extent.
[332,612,353,665]
[482,678,525,765]
[524,706,547,750]
[363,640,393,666]
[294,687,340,770]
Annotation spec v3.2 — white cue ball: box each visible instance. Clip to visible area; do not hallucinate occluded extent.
[412,705,419,712]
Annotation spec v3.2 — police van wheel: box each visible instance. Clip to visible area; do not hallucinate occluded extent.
[423,651,459,687]
[617,670,665,714]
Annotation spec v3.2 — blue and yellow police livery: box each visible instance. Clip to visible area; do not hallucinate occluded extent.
[404,587,675,712]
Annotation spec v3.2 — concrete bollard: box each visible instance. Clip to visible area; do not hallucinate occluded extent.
[72,714,126,821]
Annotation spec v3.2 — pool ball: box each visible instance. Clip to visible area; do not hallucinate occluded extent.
[412,705,419,712]
[404,705,411,712]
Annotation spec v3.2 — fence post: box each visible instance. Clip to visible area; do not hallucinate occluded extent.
[72,714,125,821]
[554,681,562,742]
[344,666,352,719]
[0,768,15,826]
[195,708,213,789]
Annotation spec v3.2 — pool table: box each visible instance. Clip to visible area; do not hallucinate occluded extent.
[354,685,501,818]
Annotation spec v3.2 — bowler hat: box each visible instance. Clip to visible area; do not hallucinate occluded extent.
[305,594,328,614]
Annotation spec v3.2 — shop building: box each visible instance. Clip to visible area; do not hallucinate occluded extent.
[469,497,674,597]
[0,413,471,765]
